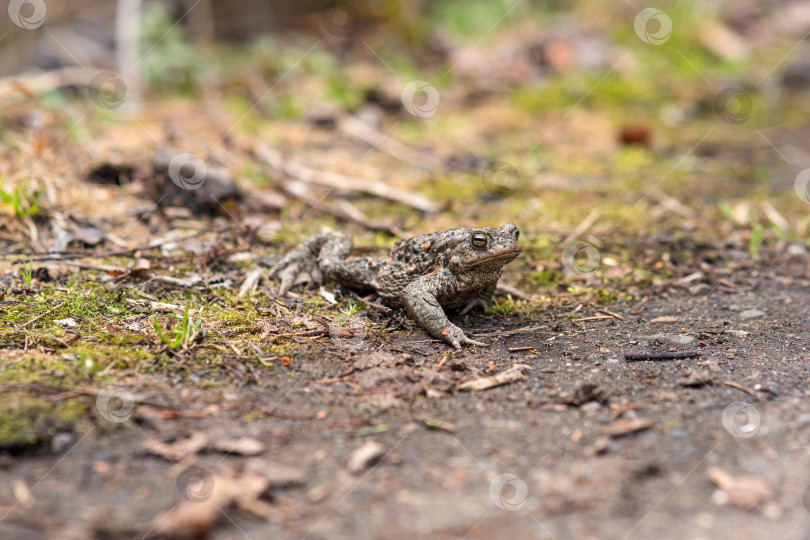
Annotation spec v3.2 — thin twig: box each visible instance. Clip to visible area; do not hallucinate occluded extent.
[21,314,43,328]
[315,367,356,384]
[571,315,614,323]
[474,324,546,338]
[648,188,696,219]
[433,355,448,370]
[624,350,702,361]
[723,380,756,396]
[594,308,625,321]
[0,67,119,103]
[563,208,601,246]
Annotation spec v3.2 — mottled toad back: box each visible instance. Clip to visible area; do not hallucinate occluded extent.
[271,224,522,348]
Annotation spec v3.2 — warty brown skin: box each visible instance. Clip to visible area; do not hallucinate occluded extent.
[270,223,522,348]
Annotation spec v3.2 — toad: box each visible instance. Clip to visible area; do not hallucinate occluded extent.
[271,223,522,348]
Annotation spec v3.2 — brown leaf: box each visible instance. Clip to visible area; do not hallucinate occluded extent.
[456,364,529,391]
[678,366,718,387]
[649,316,678,324]
[347,440,385,474]
[143,431,209,461]
[154,468,272,538]
[209,436,265,456]
[708,466,774,510]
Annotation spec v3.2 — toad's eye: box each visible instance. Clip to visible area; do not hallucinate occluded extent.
[471,232,488,248]
[512,228,520,240]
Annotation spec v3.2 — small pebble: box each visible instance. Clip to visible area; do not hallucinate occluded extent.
[739,309,765,320]
[51,433,74,454]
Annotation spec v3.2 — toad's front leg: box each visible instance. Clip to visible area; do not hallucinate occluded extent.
[402,276,486,349]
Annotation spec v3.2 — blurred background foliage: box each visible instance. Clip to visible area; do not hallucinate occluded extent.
[2,0,800,102]
[2,0,809,244]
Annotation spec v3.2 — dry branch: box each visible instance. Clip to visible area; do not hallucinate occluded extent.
[278,180,401,235]
[563,208,601,246]
[255,144,438,213]
[0,67,113,103]
[337,115,442,171]
[624,350,702,361]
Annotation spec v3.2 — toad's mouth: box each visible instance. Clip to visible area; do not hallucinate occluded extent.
[458,245,522,269]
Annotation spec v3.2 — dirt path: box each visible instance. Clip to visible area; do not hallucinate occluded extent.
[2,248,809,540]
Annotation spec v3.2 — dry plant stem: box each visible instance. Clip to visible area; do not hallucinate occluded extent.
[648,188,696,219]
[562,208,601,246]
[594,308,625,320]
[0,67,119,103]
[278,180,400,235]
[255,144,438,213]
[9,226,241,263]
[456,364,529,391]
[473,324,546,338]
[571,315,614,322]
[337,115,442,171]
[723,380,756,396]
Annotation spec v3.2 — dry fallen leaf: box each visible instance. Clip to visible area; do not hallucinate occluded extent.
[143,431,209,461]
[154,467,274,538]
[347,440,385,473]
[12,480,34,509]
[649,315,678,324]
[708,466,775,510]
[209,436,266,456]
[600,417,653,438]
[457,364,529,391]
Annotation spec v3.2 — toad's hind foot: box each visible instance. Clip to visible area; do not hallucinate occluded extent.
[459,297,489,316]
[271,256,322,296]
[270,231,353,296]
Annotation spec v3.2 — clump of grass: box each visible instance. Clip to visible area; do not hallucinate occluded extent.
[19,257,33,288]
[0,177,40,218]
[749,224,763,261]
[154,307,203,350]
